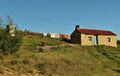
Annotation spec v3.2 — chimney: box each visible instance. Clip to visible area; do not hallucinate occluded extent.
[75,25,80,30]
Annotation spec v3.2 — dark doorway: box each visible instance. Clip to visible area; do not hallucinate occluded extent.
[94,35,98,45]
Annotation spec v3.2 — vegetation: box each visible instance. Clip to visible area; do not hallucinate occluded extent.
[24,29,44,37]
[0,16,23,55]
[118,40,120,44]
[0,33,120,76]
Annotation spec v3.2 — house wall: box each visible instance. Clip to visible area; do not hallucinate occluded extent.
[81,34,117,47]
[47,33,60,38]
[70,31,81,44]
[60,34,69,40]
[7,24,16,37]
[50,33,56,38]
[55,34,60,38]
[81,34,94,46]
[98,35,117,47]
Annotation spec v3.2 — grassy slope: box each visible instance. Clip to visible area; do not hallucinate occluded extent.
[0,36,120,76]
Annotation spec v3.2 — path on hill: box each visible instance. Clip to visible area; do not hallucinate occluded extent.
[36,43,75,52]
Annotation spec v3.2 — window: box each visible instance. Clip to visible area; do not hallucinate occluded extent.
[107,37,111,42]
[88,37,92,41]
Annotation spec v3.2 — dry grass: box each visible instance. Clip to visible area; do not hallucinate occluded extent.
[0,36,120,76]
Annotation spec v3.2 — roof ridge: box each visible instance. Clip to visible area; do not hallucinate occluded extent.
[78,28,116,36]
[80,28,111,32]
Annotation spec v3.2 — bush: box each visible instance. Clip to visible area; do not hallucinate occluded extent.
[117,40,120,44]
[0,26,23,55]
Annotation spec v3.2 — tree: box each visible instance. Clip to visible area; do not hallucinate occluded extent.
[0,16,23,55]
[6,14,14,25]
[0,17,3,29]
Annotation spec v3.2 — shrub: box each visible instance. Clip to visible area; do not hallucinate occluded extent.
[0,16,23,55]
[117,40,120,44]
[0,26,23,55]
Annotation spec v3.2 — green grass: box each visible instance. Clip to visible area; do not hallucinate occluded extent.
[82,45,120,73]
[20,36,67,51]
[0,36,120,76]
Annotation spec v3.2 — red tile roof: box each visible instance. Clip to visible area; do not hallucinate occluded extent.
[78,29,116,36]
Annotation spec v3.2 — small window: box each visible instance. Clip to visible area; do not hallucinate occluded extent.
[88,37,92,41]
[107,37,111,42]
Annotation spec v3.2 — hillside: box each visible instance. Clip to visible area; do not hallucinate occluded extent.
[0,35,120,76]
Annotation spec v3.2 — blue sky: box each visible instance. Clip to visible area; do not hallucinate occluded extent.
[0,0,120,39]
